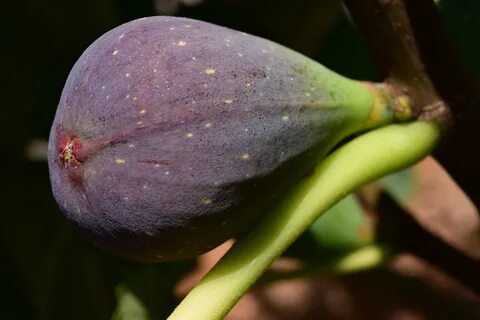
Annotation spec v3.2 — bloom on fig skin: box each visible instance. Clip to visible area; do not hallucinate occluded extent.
[48,16,389,262]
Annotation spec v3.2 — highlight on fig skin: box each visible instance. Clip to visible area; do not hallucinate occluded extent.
[48,16,400,262]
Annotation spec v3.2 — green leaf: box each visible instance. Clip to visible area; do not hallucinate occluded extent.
[112,284,149,320]
[382,168,415,202]
[285,193,373,262]
[309,194,372,250]
[111,261,194,320]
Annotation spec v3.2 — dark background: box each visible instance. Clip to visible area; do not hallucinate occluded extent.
[1,1,479,319]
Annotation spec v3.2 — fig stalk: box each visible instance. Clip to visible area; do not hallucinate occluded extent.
[168,121,440,320]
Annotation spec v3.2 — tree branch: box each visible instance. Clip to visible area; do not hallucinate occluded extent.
[343,0,437,114]
[343,0,480,208]
[344,0,477,113]
[375,193,480,296]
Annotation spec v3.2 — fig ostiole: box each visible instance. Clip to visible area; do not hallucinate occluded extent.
[48,16,410,262]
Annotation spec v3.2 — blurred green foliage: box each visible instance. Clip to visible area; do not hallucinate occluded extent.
[309,195,372,250]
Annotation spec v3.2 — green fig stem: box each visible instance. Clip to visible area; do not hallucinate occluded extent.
[168,121,440,320]
[362,82,414,128]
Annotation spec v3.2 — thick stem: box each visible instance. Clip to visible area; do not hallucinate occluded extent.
[168,121,440,320]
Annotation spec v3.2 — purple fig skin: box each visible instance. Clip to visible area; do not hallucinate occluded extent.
[48,16,376,262]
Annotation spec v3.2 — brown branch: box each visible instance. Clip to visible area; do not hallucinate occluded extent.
[433,108,480,212]
[375,193,480,296]
[344,0,477,115]
[343,0,438,114]
[343,0,480,209]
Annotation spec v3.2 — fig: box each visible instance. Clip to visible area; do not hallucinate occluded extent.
[48,16,401,262]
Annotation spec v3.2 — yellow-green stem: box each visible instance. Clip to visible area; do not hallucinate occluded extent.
[169,121,440,320]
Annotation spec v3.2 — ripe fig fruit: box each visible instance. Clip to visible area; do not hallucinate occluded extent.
[48,16,404,262]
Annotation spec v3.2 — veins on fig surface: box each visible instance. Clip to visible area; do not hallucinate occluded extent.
[48,16,399,262]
